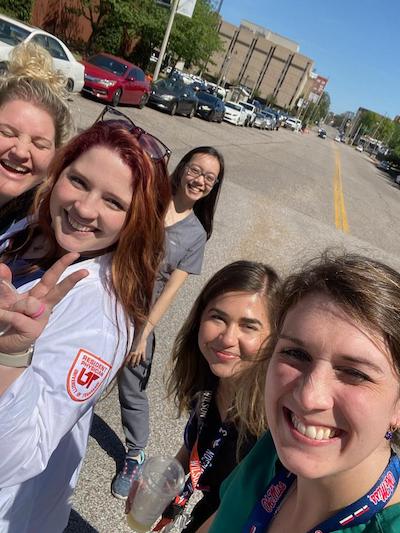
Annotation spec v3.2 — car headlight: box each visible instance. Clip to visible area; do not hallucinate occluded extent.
[160,94,175,101]
[98,79,117,87]
[200,105,211,111]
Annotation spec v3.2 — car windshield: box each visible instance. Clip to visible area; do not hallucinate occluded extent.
[153,79,182,92]
[197,92,216,103]
[226,102,241,111]
[87,54,128,76]
[0,19,31,46]
[240,103,253,111]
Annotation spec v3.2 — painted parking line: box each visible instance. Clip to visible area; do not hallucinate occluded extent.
[333,149,349,233]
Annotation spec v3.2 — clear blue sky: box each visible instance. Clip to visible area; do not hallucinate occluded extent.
[219,0,398,117]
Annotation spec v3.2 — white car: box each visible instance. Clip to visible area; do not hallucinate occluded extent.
[356,145,363,152]
[223,101,247,126]
[0,14,84,92]
[239,101,257,126]
[285,117,302,131]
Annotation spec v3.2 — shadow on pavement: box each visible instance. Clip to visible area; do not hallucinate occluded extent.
[90,413,126,473]
[65,509,99,532]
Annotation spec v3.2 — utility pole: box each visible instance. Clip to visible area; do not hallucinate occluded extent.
[153,0,179,82]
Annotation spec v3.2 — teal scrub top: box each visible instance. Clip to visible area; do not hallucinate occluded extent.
[209,431,400,533]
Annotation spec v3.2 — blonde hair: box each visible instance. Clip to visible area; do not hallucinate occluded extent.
[0,42,73,145]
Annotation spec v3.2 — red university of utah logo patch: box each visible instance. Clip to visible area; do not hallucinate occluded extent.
[67,349,111,402]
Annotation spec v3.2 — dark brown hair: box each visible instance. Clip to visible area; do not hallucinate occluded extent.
[167,260,280,441]
[170,146,224,239]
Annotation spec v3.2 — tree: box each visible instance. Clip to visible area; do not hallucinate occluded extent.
[0,0,33,22]
[169,0,222,70]
[67,0,130,55]
[302,92,330,126]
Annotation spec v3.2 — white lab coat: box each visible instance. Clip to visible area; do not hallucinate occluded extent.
[0,254,133,532]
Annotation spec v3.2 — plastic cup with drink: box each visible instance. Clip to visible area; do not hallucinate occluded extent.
[126,456,185,533]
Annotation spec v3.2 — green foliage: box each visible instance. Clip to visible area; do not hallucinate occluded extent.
[302,92,330,125]
[69,0,135,56]
[128,0,169,69]
[0,0,33,22]
[169,0,222,70]
[71,0,222,72]
[388,123,400,159]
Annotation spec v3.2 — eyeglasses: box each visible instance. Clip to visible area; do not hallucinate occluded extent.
[185,164,219,187]
[94,105,171,164]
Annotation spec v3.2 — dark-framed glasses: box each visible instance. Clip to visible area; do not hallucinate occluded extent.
[185,164,218,187]
[95,105,171,164]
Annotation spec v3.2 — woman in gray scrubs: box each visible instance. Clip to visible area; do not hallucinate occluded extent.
[112,146,225,499]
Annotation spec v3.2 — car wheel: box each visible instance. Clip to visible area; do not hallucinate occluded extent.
[187,106,195,119]
[138,93,149,109]
[169,102,177,116]
[112,89,122,107]
[66,78,74,92]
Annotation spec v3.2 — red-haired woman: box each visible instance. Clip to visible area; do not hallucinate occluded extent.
[0,121,171,533]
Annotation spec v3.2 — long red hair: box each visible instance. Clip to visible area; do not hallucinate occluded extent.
[7,122,171,328]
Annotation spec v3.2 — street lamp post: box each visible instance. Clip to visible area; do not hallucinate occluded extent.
[153,0,179,82]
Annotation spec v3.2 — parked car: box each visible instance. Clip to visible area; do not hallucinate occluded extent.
[318,129,327,139]
[223,101,247,126]
[81,53,150,107]
[0,14,84,92]
[196,91,225,122]
[356,144,363,152]
[206,82,227,100]
[377,160,391,172]
[334,135,342,142]
[148,78,198,117]
[284,117,302,131]
[239,101,257,126]
[254,112,268,130]
[261,111,277,130]
[191,80,208,93]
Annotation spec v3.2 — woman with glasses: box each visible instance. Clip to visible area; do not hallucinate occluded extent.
[0,120,170,532]
[0,42,73,234]
[112,145,225,499]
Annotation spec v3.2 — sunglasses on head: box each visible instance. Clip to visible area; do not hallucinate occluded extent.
[94,105,171,164]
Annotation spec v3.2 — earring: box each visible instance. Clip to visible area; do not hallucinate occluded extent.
[385,426,397,440]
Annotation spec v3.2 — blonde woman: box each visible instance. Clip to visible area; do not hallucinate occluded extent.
[0,42,72,233]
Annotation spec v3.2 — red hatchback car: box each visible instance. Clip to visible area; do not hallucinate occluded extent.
[81,53,150,107]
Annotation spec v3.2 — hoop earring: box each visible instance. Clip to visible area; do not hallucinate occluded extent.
[385,426,397,440]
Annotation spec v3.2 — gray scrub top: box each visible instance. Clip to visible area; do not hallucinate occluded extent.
[152,211,207,302]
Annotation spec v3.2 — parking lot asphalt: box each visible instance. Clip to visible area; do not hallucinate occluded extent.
[65,94,400,532]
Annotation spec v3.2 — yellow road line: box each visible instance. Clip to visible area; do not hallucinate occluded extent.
[333,149,349,233]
